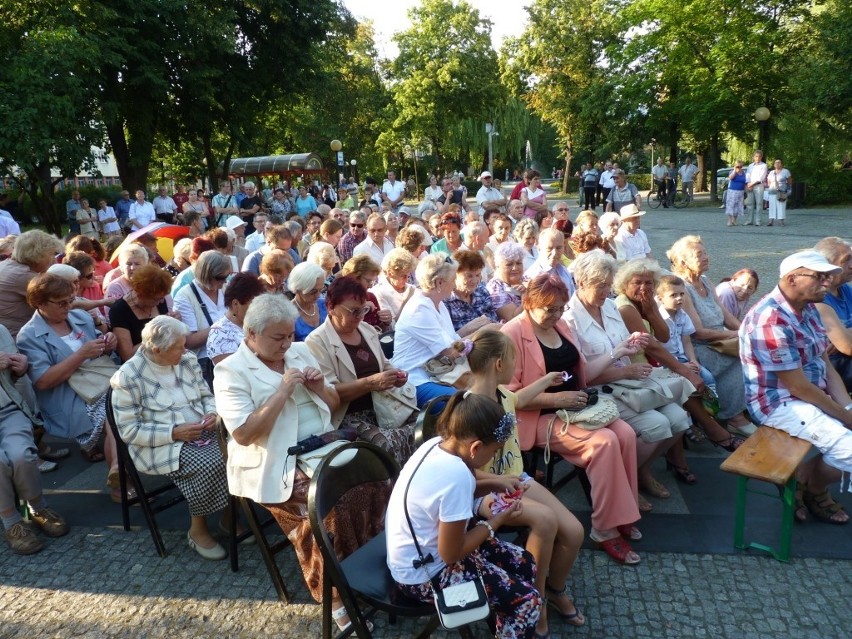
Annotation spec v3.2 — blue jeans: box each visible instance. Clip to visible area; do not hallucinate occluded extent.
[675,355,717,393]
[415,382,455,410]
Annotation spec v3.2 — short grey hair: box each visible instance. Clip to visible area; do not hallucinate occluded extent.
[46,263,80,281]
[463,221,487,237]
[118,243,149,267]
[287,262,326,294]
[194,250,231,287]
[140,315,189,353]
[572,249,618,287]
[11,230,63,268]
[173,238,193,262]
[598,211,621,232]
[814,237,851,265]
[537,227,563,248]
[512,218,538,242]
[416,252,457,292]
[243,181,255,189]
[493,241,526,265]
[613,258,663,295]
[243,293,298,336]
[349,210,367,223]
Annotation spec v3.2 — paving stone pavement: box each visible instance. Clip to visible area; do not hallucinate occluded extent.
[1,201,850,639]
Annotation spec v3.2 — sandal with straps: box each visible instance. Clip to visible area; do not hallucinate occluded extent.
[544,583,585,626]
[332,606,373,633]
[590,531,641,566]
[708,434,745,453]
[803,489,850,525]
[665,460,697,485]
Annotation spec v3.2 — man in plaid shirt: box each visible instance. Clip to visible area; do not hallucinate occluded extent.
[740,250,852,524]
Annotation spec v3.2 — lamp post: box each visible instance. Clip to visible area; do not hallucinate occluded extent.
[485,123,499,176]
[330,139,343,186]
[754,107,770,151]
[349,159,358,185]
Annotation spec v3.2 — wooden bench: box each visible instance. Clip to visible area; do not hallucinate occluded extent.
[720,426,812,562]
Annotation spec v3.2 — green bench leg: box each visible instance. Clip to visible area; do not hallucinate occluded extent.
[732,475,796,562]
[775,476,797,563]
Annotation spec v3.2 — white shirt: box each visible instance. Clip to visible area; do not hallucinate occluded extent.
[651,164,668,181]
[385,438,475,583]
[0,216,20,236]
[152,195,177,215]
[563,295,631,365]
[746,162,768,186]
[129,201,157,228]
[658,304,696,360]
[678,164,699,183]
[392,291,459,387]
[352,235,395,264]
[475,185,504,214]
[244,231,265,253]
[174,283,226,359]
[423,185,443,204]
[614,226,651,261]
[524,257,575,297]
[381,180,406,209]
[373,280,416,321]
[599,170,615,189]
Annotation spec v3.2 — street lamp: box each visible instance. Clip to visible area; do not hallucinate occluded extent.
[754,107,770,151]
[330,140,343,186]
[485,123,499,176]
[349,159,357,184]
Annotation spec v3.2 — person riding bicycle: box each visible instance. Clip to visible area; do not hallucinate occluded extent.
[651,158,669,207]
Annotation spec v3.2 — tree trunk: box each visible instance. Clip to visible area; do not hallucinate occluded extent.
[696,152,706,192]
[709,134,719,202]
[561,141,573,194]
[19,163,63,237]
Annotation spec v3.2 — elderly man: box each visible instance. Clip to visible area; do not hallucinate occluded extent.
[238,181,263,232]
[437,177,470,215]
[66,190,81,235]
[152,186,178,224]
[353,213,394,264]
[128,190,156,230]
[506,199,524,225]
[337,209,368,265]
[651,157,669,207]
[380,170,405,213]
[241,224,293,275]
[460,221,494,279]
[740,250,852,524]
[523,227,575,296]
[114,190,132,230]
[743,151,767,226]
[475,171,507,215]
[212,182,239,227]
[814,237,852,391]
[599,161,615,208]
[613,205,653,261]
[245,212,268,253]
[678,157,699,202]
[486,213,513,251]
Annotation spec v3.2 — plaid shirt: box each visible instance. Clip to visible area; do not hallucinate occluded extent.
[337,230,366,265]
[486,278,522,313]
[739,286,829,423]
[445,283,499,331]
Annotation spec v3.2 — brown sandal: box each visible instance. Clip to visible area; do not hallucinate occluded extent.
[803,490,849,525]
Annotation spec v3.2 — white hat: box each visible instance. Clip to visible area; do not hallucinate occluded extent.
[226,216,247,230]
[619,204,645,220]
[479,171,493,180]
[779,250,842,278]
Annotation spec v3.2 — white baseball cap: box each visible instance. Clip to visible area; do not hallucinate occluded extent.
[778,250,842,278]
[226,216,247,230]
[479,171,493,180]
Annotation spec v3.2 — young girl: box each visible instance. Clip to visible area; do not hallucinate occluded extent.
[715,269,759,321]
[467,329,586,636]
[386,392,543,639]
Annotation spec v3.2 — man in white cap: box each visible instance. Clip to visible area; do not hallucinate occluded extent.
[475,171,506,216]
[613,204,653,262]
[740,250,852,524]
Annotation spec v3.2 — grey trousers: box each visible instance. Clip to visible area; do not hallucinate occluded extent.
[0,404,40,514]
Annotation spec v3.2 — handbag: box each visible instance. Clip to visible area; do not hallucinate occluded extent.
[371,382,418,429]
[707,337,739,357]
[68,355,119,403]
[776,190,788,202]
[425,355,472,387]
[403,442,490,630]
[543,398,620,464]
[610,368,695,413]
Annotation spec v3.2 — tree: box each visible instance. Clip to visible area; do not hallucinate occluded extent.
[0,6,106,235]
[390,0,501,173]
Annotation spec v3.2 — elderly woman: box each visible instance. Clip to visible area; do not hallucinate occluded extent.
[340,255,392,332]
[17,274,121,490]
[111,316,229,559]
[667,236,756,436]
[614,259,741,483]
[564,251,691,510]
[306,241,339,288]
[306,276,415,464]
[109,264,175,362]
[0,230,64,337]
[207,273,265,364]
[487,242,526,322]
[445,250,500,337]
[392,253,465,407]
[104,243,149,299]
[429,211,463,255]
[258,249,294,295]
[76,199,99,240]
[502,273,645,565]
[173,250,231,388]
[597,211,621,258]
[166,238,193,278]
[372,249,418,322]
[171,237,216,297]
[395,225,432,262]
[513,218,539,271]
[288,262,328,341]
[214,294,386,631]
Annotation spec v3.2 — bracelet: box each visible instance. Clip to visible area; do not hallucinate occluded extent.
[844,402,852,411]
[475,519,495,540]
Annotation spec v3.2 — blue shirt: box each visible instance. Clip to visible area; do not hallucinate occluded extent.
[294,195,317,217]
[445,283,499,331]
[295,298,327,342]
[114,198,132,224]
[823,283,852,329]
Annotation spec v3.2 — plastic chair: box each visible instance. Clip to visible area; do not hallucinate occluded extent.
[412,395,452,449]
[215,418,292,602]
[105,388,187,557]
[308,442,441,639]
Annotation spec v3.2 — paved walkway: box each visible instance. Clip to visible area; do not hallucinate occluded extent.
[1,203,851,638]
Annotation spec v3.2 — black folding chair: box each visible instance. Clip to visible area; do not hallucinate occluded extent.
[105,388,187,557]
[215,418,292,602]
[523,447,592,505]
[412,394,452,449]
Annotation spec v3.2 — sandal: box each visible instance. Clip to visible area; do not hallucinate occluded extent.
[708,434,745,452]
[590,533,640,566]
[81,447,105,463]
[37,459,58,473]
[617,524,642,541]
[638,494,653,513]
[685,427,706,444]
[639,475,671,499]
[544,582,585,626]
[803,489,850,525]
[794,486,807,523]
[332,606,373,633]
[666,461,697,485]
[40,445,70,461]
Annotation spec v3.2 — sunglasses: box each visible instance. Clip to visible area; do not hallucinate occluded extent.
[214,274,230,282]
[350,223,364,228]
[339,305,370,318]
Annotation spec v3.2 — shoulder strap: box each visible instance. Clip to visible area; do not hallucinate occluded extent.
[402,441,443,587]
[189,282,214,327]
[397,286,415,316]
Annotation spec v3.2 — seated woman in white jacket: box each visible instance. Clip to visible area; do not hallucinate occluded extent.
[213,294,387,633]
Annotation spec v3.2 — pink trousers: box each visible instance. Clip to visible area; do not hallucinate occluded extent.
[533,416,639,531]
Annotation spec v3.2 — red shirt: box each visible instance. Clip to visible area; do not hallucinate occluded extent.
[510,181,528,201]
[173,193,189,214]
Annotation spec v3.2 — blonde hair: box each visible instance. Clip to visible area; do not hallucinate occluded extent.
[415,252,457,292]
[340,254,380,279]
[613,258,662,295]
[666,235,703,275]
[11,230,63,269]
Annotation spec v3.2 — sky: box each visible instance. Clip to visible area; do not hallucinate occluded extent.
[342,0,528,59]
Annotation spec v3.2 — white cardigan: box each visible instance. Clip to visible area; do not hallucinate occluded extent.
[213,341,333,504]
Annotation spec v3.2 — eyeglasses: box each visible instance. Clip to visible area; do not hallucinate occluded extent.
[442,217,461,226]
[339,305,370,318]
[47,297,76,309]
[350,223,364,228]
[541,305,564,316]
[82,272,95,280]
[795,272,832,283]
[214,274,230,282]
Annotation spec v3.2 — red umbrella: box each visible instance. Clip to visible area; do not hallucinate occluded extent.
[109,223,190,266]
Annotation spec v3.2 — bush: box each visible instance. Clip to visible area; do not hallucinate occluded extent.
[628,173,652,190]
[801,171,852,205]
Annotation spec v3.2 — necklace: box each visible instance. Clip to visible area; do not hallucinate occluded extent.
[294,299,317,317]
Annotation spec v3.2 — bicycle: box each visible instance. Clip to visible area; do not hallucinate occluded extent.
[647,180,687,209]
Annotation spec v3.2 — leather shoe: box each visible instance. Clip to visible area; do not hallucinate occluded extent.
[187,531,226,560]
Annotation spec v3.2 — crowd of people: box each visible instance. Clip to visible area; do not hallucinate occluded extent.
[0,171,850,639]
